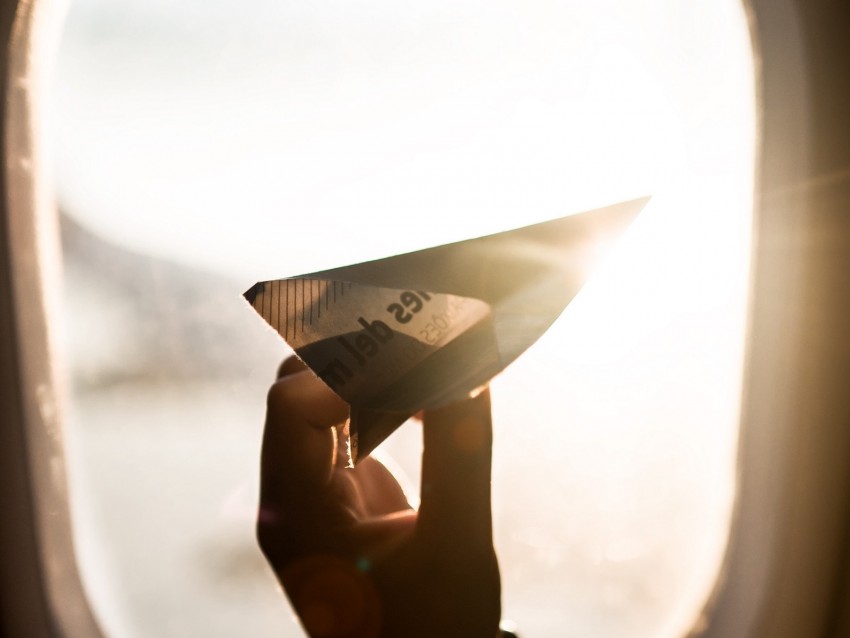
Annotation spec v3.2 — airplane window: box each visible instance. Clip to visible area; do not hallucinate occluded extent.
[48,0,755,636]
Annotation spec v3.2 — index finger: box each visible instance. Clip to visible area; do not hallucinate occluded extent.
[260,370,349,514]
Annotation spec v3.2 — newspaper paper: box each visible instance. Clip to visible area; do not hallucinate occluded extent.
[245,197,648,462]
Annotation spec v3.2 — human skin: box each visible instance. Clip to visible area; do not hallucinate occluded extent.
[257,357,501,638]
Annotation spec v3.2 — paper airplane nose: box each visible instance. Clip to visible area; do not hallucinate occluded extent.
[245,196,648,461]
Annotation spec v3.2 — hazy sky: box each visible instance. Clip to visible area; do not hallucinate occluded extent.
[49,0,751,280]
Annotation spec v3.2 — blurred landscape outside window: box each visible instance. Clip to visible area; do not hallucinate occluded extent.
[48,0,755,636]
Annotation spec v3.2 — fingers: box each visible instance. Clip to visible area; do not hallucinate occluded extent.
[276,355,307,379]
[417,388,493,548]
[259,369,349,518]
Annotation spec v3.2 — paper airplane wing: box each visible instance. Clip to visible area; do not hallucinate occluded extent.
[244,196,648,461]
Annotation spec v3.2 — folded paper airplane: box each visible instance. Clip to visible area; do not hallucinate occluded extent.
[245,197,648,462]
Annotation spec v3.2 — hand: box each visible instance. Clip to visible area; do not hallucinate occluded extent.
[257,357,501,638]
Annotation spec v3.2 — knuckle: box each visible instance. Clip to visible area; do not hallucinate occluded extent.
[277,355,307,379]
[255,512,282,561]
[266,379,299,418]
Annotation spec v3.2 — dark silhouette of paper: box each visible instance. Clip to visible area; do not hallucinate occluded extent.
[245,197,648,462]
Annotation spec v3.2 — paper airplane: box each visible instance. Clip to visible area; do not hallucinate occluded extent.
[245,197,648,462]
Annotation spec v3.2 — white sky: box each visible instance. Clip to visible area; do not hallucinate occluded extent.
[49,0,752,281]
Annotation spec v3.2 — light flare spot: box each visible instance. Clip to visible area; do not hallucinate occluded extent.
[284,554,382,637]
[300,602,336,636]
